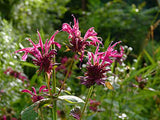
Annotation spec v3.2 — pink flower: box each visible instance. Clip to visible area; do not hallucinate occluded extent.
[101,41,124,65]
[0,89,4,93]
[89,99,101,112]
[62,15,102,61]
[4,67,28,82]
[15,31,61,74]
[22,85,47,102]
[2,115,6,120]
[81,42,123,88]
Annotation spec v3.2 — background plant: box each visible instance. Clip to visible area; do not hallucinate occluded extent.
[0,0,160,119]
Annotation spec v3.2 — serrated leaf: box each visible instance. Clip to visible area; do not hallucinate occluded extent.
[21,103,38,120]
[105,82,114,90]
[58,95,84,104]
[21,98,51,120]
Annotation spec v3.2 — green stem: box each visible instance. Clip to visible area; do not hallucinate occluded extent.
[57,58,74,96]
[40,108,44,120]
[52,44,57,120]
[80,86,94,120]
[110,90,115,120]
[45,73,52,96]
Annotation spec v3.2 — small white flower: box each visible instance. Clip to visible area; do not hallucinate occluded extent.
[124,45,128,49]
[135,9,139,12]
[122,62,126,67]
[148,88,155,91]
[67,87,71,91]
[133,59,137,63]
[131,67,135,70]
[128,47,133,51]
[9,62,14,66]
[82,64,86,68]
[118,113,128,120]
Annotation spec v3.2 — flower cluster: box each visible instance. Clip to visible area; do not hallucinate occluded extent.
[14,15,125,120]
[62,15,102,61]
[81,42,124,88]
[15,31,61,75]
[4,67,28,82]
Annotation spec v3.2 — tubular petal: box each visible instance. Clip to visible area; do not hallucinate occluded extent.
[32,87,37,95]
[39,85,47,93]
[22,89,33,96]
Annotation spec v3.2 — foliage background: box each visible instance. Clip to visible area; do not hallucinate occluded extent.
[0,0,160,119]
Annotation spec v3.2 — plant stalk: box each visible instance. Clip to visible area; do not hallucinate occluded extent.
[45,73,52,96]
[80,86,93,120]
[52,44,57,120]
[40,108,44,120]
[57,58,74,96]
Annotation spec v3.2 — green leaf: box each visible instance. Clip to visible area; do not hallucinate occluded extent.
[64,90,71,95]
[157,0,160,6]
[124,63,157,84]
[21,98,51,120]
[21,103,38,120]
[143,49,155,64]
[20,61,38,68]
[58,95,84,104]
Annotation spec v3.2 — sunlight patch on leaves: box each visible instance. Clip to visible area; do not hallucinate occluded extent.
[58,95,84,104]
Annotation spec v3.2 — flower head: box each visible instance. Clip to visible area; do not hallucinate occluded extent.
[4,67,28,82]
[22,85,47,102]
[70,107,81,120]
[15,31,61,74]
[81,42,123,88]
[62,15,102,61]
[135,75,147,89]
[89,99,101,112]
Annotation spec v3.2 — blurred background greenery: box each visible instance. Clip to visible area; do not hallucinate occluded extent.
[0,0,160,119]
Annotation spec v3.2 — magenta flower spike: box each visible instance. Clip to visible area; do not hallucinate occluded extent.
[15,31,61,74]
[62,15,102,61]
[22,85,47,102]
[81,42,124,88]
[101,41,124,65]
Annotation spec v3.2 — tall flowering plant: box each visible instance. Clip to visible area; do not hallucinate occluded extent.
[78,42,123,119]
[15,15,124,120]
[15,30,61,119]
